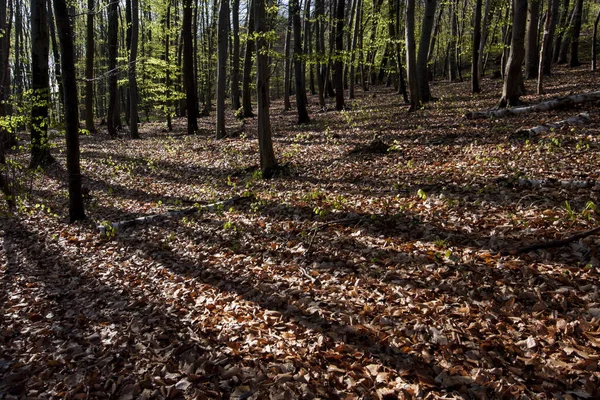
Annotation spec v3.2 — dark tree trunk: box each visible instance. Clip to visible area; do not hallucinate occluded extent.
[405,0,420,111]
[292,0,310,123]
[283,10,292,111]
[315,0,326,109]
[448,0,458,82]
[30,0,54,168]
[0,0,14,207]
[349,0,361,99]
[472,0,482,93]
[334,0,345,110]
[164,0,172,130]
[183,0,199,133]
[241,0,255,117]
[552,0,570,63]
[416,0,437,102]
[568,0,583,67]
[216,0,229,138]
[85,0,95,132]
[107,0,120,137]
[524,0,540,79]
[52,0,85,221]
[593,9,600,70]
[538,0,554,93]
[255,0,277,177]
[499,0,527,108]
[231,0,241,110]
[558,5,575,63]
[47,0,63,113]
[129,0,139,138]
[542,0,559,75]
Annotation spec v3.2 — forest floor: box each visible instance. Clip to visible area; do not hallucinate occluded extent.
[2,66,600,399]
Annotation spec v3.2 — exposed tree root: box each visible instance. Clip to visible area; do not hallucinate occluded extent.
[501,226,600,256]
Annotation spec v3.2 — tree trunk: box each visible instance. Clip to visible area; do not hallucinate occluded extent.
[405,0,420,111]
[85,0,95,133]
[498,0,527,108]
[129,0,139,138]
[448,0,458,82]
[477,0,492,79]
[216,0,229,138]
[524,0,540,79]
[334,0,345,110]
[0,0,13,207]
[558,5,575,63]
[552,0,570,63]
[241,0,255,117]
[183,0,199,133]
[107,0,120,137]
[315,0,326,109]
[416,0,436,101]
[164,0,172,130]
[349,0,361,99]
[292,0,310,123]
[231,0,241,110]
[52,0,85,221]
[542,0,559,75]
[568,0,583,67]
[30,0,54,168]
[472,0,482,93]
[255,0,277,177]
[47,0,63,115]
[538,0,553,93]
[283,11,292,110]
[593,9,600,70]
[394,0,408,101]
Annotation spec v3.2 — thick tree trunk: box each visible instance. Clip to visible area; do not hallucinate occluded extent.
[334,0,345,110]
[593,9,600,70]
[524,0,540,79]
[568,0,583,67]
[472,0,482,93]
[53,0,85,221]
[85,0,95,133]
[231,0,241,110]
[30,0,54,168]
[129,0,139,138]
[255,0,277,177]
[292,0,310,123]
[498,0,527,108]
[405,0,420,111]
[216,0,229,138]
[542,0,559,75]
[241,0,255,117]
[416,0,437,102]
[183,0,198,134]
[107,0,120,137]
[467,91,600,119]
[283,12,292,111]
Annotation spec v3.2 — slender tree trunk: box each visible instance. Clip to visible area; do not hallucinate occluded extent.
[315,0,326,109]
[558,5,575,63]
[416,0,436,101]
[405,0,420,111]
[231,0,241,110]
[448,0,458,81]
[542,0,559,74]
[499,0,527,108]
[593,9,600,70]
[349,0,361,99]
[334,0,345,110]
[107,0,119,137]
[538,0,553,93]
[477,0,492,79]
[0,0,13,206]
[216,0,229,138]
[552,0,570,63]
[304,0,315,95]
[472,0,482,92]
[283,11,292,110]
[85,0,95,133]
[292,0,310,123]
[524,0,540,79]
[568,0,583,67]
[241,0,255,117]
[30,0,54,168]
[183,0,199,133]
[129,0,139,138]
[53,0,85,221]
[164,0,172,130]
[255,0,277,177]
[47,0,63,115]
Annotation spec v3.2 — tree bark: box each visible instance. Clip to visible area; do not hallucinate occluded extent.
[416,0,437,102]
[498,0,527,108]
[85,0,95,133]
[52,0,85,221]
[567,0,583,67]
[558,5,575,63]
[524,0,540,79]
[129,0,139,138]
[216,0,229,138]
[231,0,241,110]
[349,0,361,99]
[477,0,492,80]
[537,0,552,93]
[255,0,277,177]
[164,0,172,130]
[553,0,570,63]
[183,0,199,133]
[542,0,559,75]
[47,0,63,114]
[292,0,310,123]
[593,9,600,70]
[334,0,345,110]
[315,0,326,109]
[30,0,54,168]
[241,0,255,117]
[405,0,420,111]
[448,0,458,82]
[472,0,482,93]
[283,10,292,111]
[107,0,120,137]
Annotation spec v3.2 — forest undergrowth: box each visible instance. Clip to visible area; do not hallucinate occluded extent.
[1,66,600,399]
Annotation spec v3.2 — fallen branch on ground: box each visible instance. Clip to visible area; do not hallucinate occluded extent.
[500,226,600,256]
[515,112,590,136]
[464,91,600,119]
[97,195,246,234]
